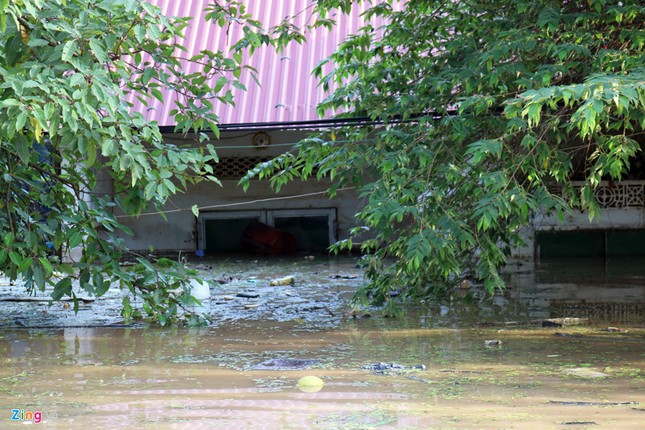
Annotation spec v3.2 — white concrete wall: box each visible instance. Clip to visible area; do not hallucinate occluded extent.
[118,130,364,252]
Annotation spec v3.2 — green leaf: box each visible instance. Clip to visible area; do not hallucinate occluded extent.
[0,10,6,33]
[102,139,117,156]
[121,295,132,320]
[57,264,75,276]
[9,251,22,267]
[14,137,31,164]
[61,39,78,62]
[86,141,97,168]
[88,37,108,63]
[208,122,220,139]
[4,232,14,246]
[38,257,54,276]
[33,265,45,290]
[526,103,542,127]
[52,278,73,301]
[0,99,22,108]
[213,76,228,93]
[18,257,32,273]
[68,231,84,248]
[93,272,109,296]
[150,88,164,103]
[142,67,155,85]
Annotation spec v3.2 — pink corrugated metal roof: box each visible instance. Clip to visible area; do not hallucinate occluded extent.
[130,0,378,126]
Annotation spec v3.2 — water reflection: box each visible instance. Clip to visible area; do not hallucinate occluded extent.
[505,258,645,323]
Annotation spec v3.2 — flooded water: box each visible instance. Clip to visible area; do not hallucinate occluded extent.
[1,256,644,429]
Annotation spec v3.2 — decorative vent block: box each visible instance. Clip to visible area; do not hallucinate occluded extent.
[213,157,272,179]
[571,181,645,208]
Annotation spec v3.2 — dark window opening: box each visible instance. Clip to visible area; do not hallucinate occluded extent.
[204,217,260,252]
[200,209,336,253]
[537,229,645,258]
[272,215,331,251]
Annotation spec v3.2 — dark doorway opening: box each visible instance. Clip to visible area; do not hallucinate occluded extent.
[537,229,645,258]
[204,217,261,252]
[200,209,337,253]
[272,215,331,251]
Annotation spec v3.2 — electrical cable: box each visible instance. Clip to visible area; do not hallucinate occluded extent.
[115,186,356,218]
[162,138,375,148]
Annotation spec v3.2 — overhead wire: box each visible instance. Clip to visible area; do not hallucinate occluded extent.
[115,186,356,218]
[163,138,375,149]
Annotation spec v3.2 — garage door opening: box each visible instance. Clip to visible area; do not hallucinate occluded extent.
[202,211,263,253]
[199,209,337,253]
[536,229,645,258]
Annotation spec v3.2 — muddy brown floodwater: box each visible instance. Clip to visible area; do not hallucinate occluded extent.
[1,256,644,429]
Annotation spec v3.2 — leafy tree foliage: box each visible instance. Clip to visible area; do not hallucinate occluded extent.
[0,0,279,325]
[243,0,645,308]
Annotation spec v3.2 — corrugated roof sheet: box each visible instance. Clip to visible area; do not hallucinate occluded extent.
[130,0,378,127]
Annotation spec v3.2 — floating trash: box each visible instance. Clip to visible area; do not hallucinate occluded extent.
[361,362,426,375]
[484,339,503,347]
[269,276,295,286]
[252,358,319,370]
[297,376,324,393]
[563,368,609,379]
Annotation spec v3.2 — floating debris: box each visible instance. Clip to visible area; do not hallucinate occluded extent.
[362,363,426,375]
[187,279,211,300]
[269,276,295,286]
[604,327,626,333]
[236,292,260,299]
[544,318,590,326]
[329,274,358,280]
[484,339,503,347]
[404,375,433,384]
[0,296,95,303]
[297,375,325,392]
[458,279,472,289]
[542,320,563,328]
[214,275,238,285]
[347,309,371,319]
[555,332,584,338]
[563,368,609,379]
[252,358,319,370]
[549,400,639,407]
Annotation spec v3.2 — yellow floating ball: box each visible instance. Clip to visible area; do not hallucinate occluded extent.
[297,376,324,393]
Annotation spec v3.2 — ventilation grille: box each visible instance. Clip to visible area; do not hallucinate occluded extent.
[213,157,272,179]
[549,181,645,208]
[572,181,645,208]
